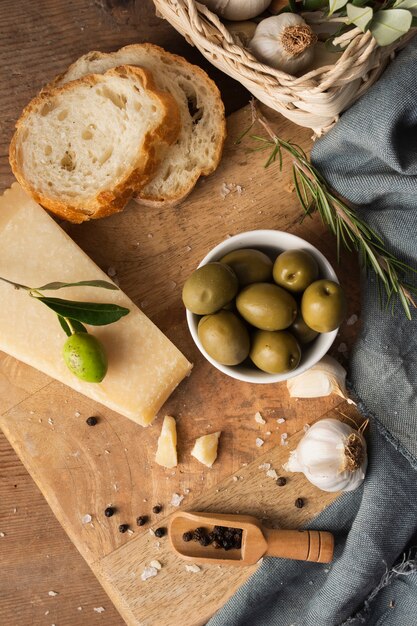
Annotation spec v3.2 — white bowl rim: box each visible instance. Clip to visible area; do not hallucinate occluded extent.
[186,229,339,384]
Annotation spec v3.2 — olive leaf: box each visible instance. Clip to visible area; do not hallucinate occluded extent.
[58,316,88,337]
[34,296,130,326]
[369,8,413,45]
[303,0,328,10]
[347,3,374,30]
[329,0,349,16]
[393,0,417,15]
[35,279,119,291]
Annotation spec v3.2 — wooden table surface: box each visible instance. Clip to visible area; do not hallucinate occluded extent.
[0,2,360,625]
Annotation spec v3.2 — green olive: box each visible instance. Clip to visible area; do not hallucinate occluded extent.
[198,310,250,366]
[301,279,346,332]
[250,330,301,374]
[220,248,273,286]
[182,262,238,315]
[273,249,319,293]
[290,310,319,344]
[63,332,108,382]
[236,282,297,331]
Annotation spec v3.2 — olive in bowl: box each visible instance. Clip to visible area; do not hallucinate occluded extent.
[184,230,342,384]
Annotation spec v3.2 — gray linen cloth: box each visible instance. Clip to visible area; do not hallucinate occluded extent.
[208,38,417,626]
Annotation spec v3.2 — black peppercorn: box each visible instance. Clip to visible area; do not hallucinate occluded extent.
[276,477,287,487]
[86,416,98,426]
[152,504,162,514]
[182,531,193,542]
[295,497,305,509]
[119,524,129,533]
[136,515,148,526]
[154,527,166,538]
[199,534,211,547]
[104,506,115,517]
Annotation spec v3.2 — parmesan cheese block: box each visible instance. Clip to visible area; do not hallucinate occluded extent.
[155,415,177,468]
[191,432,221,467]
[0,183,192,425]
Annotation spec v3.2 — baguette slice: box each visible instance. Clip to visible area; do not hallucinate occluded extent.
[54,44,226,207]
[10,65,180,223]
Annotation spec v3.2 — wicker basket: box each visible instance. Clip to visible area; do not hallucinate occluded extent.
[153,0,414,135]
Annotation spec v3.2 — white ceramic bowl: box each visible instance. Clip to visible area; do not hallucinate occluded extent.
[186,230,339,384]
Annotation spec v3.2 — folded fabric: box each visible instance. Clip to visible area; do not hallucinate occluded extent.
[208,37,417,626]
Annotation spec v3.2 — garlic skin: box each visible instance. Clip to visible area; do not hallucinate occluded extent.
[250,14,317,75]
[199,0,271,21]
[287,355,354,403]
[283,418,367,492]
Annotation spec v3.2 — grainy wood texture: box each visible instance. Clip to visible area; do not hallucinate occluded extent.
[0,1,361,625]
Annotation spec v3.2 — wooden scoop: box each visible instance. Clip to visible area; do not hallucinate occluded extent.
[169,511,334,566]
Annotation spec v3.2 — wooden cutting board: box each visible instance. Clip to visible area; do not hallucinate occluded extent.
[0,103,361,626]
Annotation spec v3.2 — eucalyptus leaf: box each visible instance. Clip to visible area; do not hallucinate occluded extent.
[35,296,130,326]
[394,0,417,16]
[347,3,373,30]
[58,316,88,336]
[36,279,119,291]
[370,8,412,45]
[329,0,349,16]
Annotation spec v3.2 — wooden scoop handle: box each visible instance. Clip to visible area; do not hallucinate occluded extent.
[263,529,334,563]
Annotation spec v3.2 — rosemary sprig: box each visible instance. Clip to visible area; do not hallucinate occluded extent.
[237,101,417,319]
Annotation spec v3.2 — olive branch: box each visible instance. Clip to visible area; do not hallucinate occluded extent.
[236,100,417,319]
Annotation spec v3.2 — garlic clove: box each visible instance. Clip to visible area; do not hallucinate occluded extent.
[199,0,271,21]
[286,355,355,403]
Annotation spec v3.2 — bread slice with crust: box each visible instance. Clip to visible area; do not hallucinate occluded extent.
[10,65,180,223]
[54,44,226,207]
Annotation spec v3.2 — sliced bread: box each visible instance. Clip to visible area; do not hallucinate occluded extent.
[53,43,226,207]
[10,65,181,223]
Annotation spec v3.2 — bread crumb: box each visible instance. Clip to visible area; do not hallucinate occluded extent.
[255,438,264,447]
[255,411,266,424]
[185,564,201,573]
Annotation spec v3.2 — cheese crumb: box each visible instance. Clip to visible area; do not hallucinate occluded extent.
[94,607,105,613]
[255,438,264,447]
[0,532,5,538]
[255,411,266,424]
[48,591,58,597]
[141,566,158,581]
[191,432,221,467]
[171,493,184,507]
[155,415,178,469]
[185,564,201,573]
[266,469,278,479]
[150,560,162,570]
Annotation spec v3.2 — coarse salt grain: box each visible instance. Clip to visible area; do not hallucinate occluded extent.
[255,438,264,447]
[281,432,288,439]
[266,469,278,480]
[150,560,162,570]
[338,342,348,353]
[233,476,238,482]
[258,463,271,470]
[255,412,266,424]
[48,418,54,426]
[265,431,271,436]
[141,566,158,581]
[74,411,81,417]
[107,266,117,277]
[347,314,358,326]
[48,591,58,597]
[94,607,105,613]
[0,532,5,538]
[81,514,92,524]
[277,418,286,424]
[185,564,201,573]
[171,493,184,507]
[149,528,156,536]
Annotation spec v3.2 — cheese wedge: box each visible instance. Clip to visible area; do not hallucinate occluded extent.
[0,183,192,425]
[191,432,221,467]
[155,415,177,468]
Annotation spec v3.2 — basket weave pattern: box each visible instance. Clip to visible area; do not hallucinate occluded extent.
[154,0,414,135]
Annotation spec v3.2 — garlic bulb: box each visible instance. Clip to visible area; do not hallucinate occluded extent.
[287,355,354,403]
[199,0,271,21]
[250,14,317,74]
[283,418,367,492]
